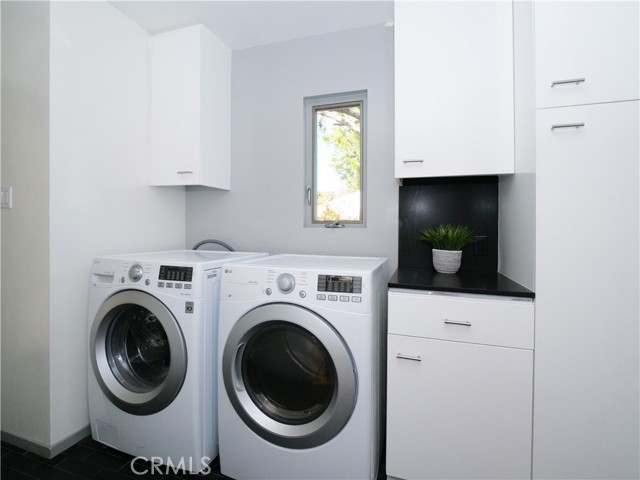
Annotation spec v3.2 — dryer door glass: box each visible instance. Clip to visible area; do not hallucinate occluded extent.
[90,290,187,416]
[222,303,357,449]
[242,322,335,425]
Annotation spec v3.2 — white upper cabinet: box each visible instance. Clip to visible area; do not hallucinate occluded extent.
[535,1,640,109]
[394,1,514,179]
[150,25,231,189]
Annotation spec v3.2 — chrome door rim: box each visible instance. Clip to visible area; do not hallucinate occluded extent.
[222,303,357,449]
[90,290,187,415]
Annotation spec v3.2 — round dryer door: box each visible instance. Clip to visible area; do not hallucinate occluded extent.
[222,303,357,449]
[90,290,187,415]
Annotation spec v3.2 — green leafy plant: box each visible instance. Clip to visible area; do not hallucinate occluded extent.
[418,224,475,251]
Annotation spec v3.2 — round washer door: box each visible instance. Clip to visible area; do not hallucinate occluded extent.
[90,290,187,415]
[222,303,357,449]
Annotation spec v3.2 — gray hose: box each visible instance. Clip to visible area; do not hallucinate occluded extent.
[192,239,235,252]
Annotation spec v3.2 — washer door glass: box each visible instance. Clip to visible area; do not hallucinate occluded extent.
[107,305,171,392]
[222,303,357,449]
[90,290,187,415]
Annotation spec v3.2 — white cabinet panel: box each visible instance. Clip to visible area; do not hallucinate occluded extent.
[150,25,230,188]
[388,290,534,349]
[387,290,534,480]
[534,101,640,479]
[395,1,514,178]
[387,334,533,480]
[535,1,640,108]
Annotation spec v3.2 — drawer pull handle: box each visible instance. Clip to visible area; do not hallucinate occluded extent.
[396,353,422,362]
[177,170,193,175]
[444,319,472,327]
[402,159,424,164]
[551,123,585,131]
[551,78,585,87]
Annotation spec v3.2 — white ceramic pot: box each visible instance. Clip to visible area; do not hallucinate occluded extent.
[432,249,462,274]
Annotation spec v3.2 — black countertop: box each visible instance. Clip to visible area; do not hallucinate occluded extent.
[389,267,535,299]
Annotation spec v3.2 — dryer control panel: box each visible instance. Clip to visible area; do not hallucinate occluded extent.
[221,266,373,314]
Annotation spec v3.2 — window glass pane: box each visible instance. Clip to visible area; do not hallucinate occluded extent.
[313,102,362,223]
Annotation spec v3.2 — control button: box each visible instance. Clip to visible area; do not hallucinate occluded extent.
[158,282,165,288]
[166,283,174,289]
[175,283,183,289]
[145,279,150,286]
[265,288,272,296]
[128,264,143,282]
[340,296,349,302]
[120,277,125,284]
[352,296,362,303]
[184,284,192,290]
[277,273,296,294]
[317,294,327,300]
[328,295,338,301]
[299,291,307,298]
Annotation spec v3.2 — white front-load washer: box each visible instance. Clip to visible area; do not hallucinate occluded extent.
[218,254,388,480]
[87,250,267,473]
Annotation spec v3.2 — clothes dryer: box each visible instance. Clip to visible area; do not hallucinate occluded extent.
[87,250,266,472]
[218,254,388,480]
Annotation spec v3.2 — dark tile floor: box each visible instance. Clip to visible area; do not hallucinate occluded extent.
[1,436,229,479]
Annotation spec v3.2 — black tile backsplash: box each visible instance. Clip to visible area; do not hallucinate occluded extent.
[399,176,498,272]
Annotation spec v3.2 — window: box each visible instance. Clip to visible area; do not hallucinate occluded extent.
[304,91,366,227]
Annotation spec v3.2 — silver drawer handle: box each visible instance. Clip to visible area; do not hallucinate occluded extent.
[444,319,472,327]
[551,78,585,87]
[551,123,585,130]
[396,353,422,362]
[402,159,424,164]
[177,170,193,175]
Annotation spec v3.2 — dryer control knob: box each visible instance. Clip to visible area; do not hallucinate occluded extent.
[128,264,143,282]
[276,273,296,294]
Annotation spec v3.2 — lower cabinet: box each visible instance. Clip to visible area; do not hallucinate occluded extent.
[386,290,534,480]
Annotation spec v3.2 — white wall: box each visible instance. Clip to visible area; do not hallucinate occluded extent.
[186,25,398,270]
[498,1,535,290]
[48,2,185,445]
[2,1,186,451]
[1,1,52,447]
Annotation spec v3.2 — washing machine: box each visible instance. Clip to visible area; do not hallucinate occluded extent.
[218,254,388,480]
[87,250,267,472]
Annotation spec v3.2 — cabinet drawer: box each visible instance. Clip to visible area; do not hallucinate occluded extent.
[388,290,534,349]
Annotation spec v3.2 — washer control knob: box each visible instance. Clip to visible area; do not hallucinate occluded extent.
[277,273,296,294]
[265,288,272,296]
[128,264,143,282]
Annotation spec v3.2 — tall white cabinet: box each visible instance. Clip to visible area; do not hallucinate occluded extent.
[533,2,640,478]
[150,25,231,189]
[394,1,514,178]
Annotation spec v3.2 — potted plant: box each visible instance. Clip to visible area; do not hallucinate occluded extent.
[418,224,475,274]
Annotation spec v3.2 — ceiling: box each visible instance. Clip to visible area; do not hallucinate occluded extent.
[110,1,394,51]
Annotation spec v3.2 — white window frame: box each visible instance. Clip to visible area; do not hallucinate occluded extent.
[304,90,367,228]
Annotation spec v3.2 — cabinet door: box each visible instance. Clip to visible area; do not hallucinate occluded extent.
[394,1,514,178]
[534,101,639,479]
[150,26,202,186]
[150,26,230,189]
[535,1,639,108]
[386,334,533,480]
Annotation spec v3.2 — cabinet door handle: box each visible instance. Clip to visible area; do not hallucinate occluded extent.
[396,353,422,362]
[402,159,424,164]
[177,170,193,175]
[551,78,585,87]
[444,319,472,327]
[551,123,585,130]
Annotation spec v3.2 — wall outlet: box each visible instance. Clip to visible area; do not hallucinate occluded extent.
[1,186,13,209]
[474,235,488,256]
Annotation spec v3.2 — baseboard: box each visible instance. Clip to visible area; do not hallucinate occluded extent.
[1,425,91,459]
